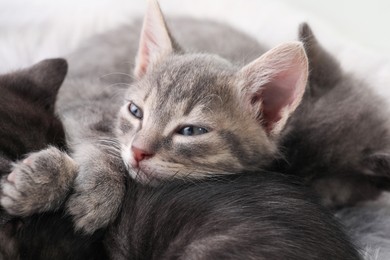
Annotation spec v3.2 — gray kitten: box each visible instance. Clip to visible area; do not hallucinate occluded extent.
[2,0,308,234]
[272,23,390,208]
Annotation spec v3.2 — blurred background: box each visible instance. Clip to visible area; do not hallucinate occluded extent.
[0,0,389,96]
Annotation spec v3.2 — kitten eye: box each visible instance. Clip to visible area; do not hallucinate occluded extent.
[128,103,143,119]
[178,126,208,136]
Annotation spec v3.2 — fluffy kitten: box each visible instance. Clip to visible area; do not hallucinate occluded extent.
[270,23,390,208]
[0,59,105,260]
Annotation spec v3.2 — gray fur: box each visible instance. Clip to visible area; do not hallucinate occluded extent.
[1,147,76,216]
[271,23,390,208]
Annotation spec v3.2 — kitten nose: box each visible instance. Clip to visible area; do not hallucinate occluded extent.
[132,145,154,163]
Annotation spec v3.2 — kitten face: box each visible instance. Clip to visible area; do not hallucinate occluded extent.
[116,54,277,183]
[116,0,308,184]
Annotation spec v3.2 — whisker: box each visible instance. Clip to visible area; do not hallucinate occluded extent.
[100,72,135,79]
[107,82,132,88]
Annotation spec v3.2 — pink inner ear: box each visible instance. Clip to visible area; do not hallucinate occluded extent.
[241,42,308,135]
[134,0,173,79]
[137,30,156,77]
[258,69,303,132]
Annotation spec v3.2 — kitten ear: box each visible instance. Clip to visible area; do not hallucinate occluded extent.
[26,58,68,110]
[27,58,68,91]
[239,42,308,136]
[134,0,178,79]
[299,23,341,90]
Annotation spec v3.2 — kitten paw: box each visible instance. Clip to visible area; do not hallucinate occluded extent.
[1,146,77,216]
[66,161,125,234]
[66,165,126,234]
[64,141,127,234]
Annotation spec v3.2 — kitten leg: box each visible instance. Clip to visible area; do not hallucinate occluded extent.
[1,146,77,216]
[66,142,127,234]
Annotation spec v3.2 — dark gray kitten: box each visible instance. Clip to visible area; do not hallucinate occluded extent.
[0,59,68,222]
[271,23,390,208]
[0,59,106,259]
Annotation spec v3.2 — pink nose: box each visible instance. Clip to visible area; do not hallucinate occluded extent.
[132,145,154,163]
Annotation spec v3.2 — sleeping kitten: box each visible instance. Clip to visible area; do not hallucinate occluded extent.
[0,59,106,260]
[271,23,390,208]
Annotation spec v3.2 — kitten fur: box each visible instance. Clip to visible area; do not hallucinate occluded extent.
[105,173,360,260]
[270,23,390,208]
[0,59,106,260]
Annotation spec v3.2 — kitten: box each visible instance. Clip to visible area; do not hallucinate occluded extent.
[270,23,390,208]
[0,58,68,220]
[0,59,106,260]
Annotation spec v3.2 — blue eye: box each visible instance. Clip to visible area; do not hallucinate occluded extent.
[128,103,143,119]
[178,126,208,136]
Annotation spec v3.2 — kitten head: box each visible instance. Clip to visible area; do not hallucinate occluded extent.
[0,59,67,175]
[116,0,308,184]
[298,23,342,99]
